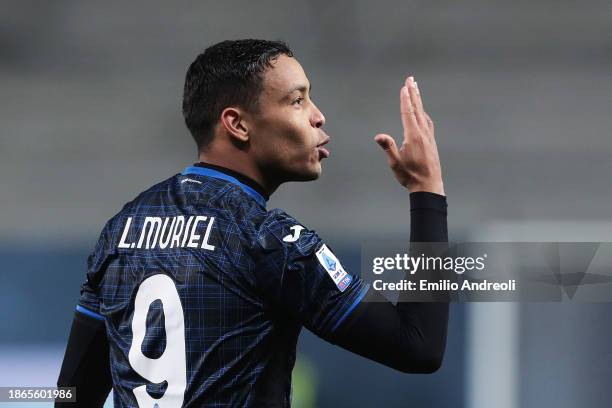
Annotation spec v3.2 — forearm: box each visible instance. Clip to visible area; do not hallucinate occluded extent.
[395,191,449,369]
[405,191,449,291]
[333,192,449,373]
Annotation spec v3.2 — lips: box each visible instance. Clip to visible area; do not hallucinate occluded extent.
[317,146,330,159]
[317,137,330,159]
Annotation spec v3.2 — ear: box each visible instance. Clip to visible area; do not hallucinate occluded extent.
[220,107,249,143]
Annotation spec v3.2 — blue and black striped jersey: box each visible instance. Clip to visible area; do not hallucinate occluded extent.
[76,163,370,407]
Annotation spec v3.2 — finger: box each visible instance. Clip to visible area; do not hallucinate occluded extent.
[400,85,418,143]
[424,111,434,133]
[374,133,401,170]
[405,76,426,128]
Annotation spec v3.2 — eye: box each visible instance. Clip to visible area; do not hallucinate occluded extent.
[292,96,304,106]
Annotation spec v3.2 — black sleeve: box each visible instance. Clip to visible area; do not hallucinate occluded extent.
[55,310,112,407]
[331,192,450,373]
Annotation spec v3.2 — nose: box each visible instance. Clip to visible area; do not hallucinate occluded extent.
[311,103,326,128]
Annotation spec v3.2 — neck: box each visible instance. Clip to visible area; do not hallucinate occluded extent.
[198,153,280,197]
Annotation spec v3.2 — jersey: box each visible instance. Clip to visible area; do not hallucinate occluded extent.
[76,163,370,408]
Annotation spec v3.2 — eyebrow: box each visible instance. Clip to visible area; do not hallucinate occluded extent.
[287,83,312,95]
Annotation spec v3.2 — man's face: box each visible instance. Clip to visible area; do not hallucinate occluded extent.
[246,55,329,183]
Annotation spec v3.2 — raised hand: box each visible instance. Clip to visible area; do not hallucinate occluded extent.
[375,76,445,195]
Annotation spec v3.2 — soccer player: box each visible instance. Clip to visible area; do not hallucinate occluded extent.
[56,39,449,407]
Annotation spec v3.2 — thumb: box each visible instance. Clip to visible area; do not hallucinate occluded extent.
[375,133,400,169]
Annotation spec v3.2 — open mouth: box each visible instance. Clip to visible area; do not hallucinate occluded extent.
[317,146,330,159]
[317,137,330,159]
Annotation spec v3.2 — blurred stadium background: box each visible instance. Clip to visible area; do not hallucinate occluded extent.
[1,1,611,407]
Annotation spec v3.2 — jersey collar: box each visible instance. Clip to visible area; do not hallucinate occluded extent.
[182,163,268,207]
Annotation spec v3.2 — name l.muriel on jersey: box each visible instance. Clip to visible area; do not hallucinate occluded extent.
[117,215,216,250]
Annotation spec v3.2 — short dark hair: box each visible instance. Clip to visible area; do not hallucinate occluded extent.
[182,39,294,151]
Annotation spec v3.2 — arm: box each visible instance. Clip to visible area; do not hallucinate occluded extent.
[332,77,449,373]
[55,310,112,407]
[332,191,449,373]
[56,228,114,407]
